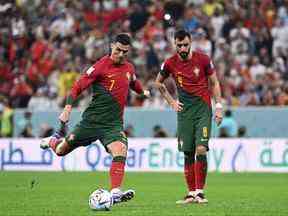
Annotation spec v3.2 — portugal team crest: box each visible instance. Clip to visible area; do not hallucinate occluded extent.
[193,67,200,77]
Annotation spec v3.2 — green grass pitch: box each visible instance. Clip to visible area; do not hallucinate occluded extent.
[0,172,287,216]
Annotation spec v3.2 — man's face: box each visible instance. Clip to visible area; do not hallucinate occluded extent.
[175,36,191,60]
[111,42,130,64]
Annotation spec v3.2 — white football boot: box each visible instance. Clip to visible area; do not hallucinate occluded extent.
[110,188,135,204]
[40,136,61,149]
[194,193,208,204]
[176,194,196,204]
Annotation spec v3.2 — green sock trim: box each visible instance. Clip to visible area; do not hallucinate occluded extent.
[112,156,126,162]
[196,154,207,162]
[184,151,195,164]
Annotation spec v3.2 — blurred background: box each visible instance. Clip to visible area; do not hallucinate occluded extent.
[0,0,288,138]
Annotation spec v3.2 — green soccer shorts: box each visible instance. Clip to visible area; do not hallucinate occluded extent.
[177,102,212,152]
[65,123,128,152]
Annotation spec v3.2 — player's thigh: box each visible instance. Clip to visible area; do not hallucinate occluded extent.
[177,119,195,152]
[65,124,101,148]
[100,129,128,154]
[195,112,212,151]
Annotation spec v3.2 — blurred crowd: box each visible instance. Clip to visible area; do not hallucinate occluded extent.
[1,0,288,113]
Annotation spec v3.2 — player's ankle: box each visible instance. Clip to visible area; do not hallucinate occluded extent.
[196,189,204,195]
[188,191,196,196]
[110,188,121,193]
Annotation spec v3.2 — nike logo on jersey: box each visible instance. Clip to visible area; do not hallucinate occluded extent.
[107,74,117,78]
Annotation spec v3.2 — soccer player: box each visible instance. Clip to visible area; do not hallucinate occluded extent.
[40,33,149,205]
[155,30,223,204]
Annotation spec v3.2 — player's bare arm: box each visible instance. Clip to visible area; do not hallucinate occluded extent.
[208,73,223,126]
[59,65,98,123]
[130,77,150,98]
[59,104,72,123]
[155,73,183,112]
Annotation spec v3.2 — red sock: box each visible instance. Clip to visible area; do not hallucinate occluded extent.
[195,155,207,190]
[184,163,196,192]
[110,157,125,189]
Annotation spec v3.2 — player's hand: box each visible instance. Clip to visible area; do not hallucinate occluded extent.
[214,103,223,126]
[59,105,72,123]
[170,100,183,112]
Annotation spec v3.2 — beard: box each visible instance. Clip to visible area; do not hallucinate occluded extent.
[113,56,124,64]
[179,51,189,59]
[178,48,190,60]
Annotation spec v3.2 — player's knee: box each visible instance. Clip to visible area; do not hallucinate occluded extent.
[55,146,67,156]
[55,140,69,156]
[55,150,66,157]
[109,142,127,157]
[196,145,207,155]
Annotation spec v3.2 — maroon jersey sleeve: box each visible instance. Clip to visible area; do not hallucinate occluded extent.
[129,64,144,94]
[66,63,101,105]
[160,59,171,78]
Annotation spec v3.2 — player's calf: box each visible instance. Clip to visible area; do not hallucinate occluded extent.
[54,139,71,156]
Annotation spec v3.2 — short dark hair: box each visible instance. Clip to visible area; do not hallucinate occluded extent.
[115,33,131,45]
[225,110,232,117]
[174,30,191,40]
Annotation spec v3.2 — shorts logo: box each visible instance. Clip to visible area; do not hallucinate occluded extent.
[108,74,117,78]
[202,127,208,138]
[68,134,75,141]
[178,137,183,148]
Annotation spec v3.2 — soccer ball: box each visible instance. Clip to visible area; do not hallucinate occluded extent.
[89,188,113,211]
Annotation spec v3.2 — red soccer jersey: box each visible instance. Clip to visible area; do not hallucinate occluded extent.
[160,51,215,106]
[67,55,143,124]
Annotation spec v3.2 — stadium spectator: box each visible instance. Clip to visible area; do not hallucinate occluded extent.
[28,87,58,111]
[18,111,34,137]
[0,99,13,137]
[10,75,33,108]
[153,125,168,138]
[57,63,80,104]
[124,124,135,138]
[39,123,54,138]
[0,103,2,137]
[219,127,229,138]
[191,28,212,56]
[219,109,238,137]
[0,0,288,109]
[237,125,247,137]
